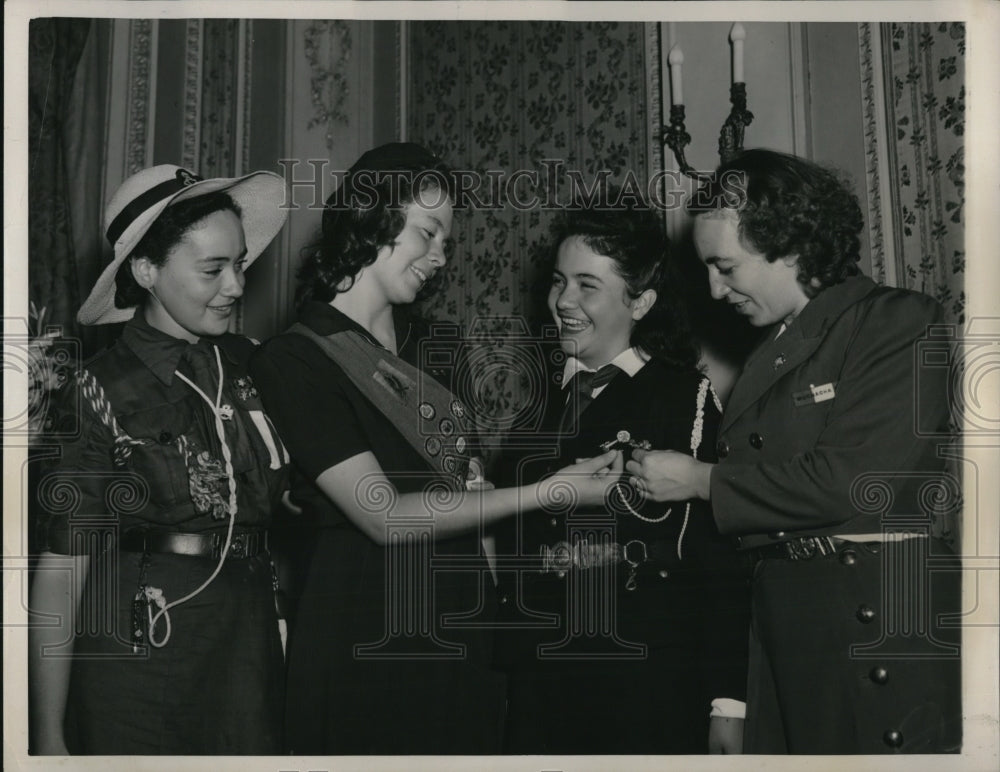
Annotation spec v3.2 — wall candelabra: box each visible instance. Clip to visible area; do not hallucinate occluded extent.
[662,23,754,181]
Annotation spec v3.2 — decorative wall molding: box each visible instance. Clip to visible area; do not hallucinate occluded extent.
[303,20,352,149]
[645,22,664,212]
[858,22,896,286]
[182,19,203,171]
[125,20,156,176]
[234,20,253,176]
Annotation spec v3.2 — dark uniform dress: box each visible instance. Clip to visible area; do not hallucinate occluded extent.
[38,311,288,755]
[493,354,750,755]
[250,301,506,755]
[711,275,962,753]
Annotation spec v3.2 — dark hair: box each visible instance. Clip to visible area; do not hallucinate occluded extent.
[551,201,700,371]
[689,149,863,295]
[113,192,241,309]
[295,156,454,310]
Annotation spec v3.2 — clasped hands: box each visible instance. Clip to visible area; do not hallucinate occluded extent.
[625,448,713,502]
[540,447,713,509]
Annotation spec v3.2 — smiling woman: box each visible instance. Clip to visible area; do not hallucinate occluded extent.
[493,201,750,755]
[628,149,962,754]
[250,143,622,754]
[366,185,453,308]
[30,165,291,755]
[693,209,810,328]
[549,234,655,369]
[130,207,249,341]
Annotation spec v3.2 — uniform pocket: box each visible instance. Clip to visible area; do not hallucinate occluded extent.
[118,402,198,522]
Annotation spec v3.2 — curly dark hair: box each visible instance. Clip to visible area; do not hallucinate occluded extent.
[550,201,700,371]
[688,149,863,295]
[295,151,454,310]
[114,192,241,309]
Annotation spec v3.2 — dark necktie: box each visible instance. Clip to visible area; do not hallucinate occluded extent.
[558,364,620,435]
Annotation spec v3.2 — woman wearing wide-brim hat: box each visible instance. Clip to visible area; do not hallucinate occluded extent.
[29,164,291,754]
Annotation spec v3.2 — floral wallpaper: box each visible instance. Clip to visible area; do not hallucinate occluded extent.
[863,22,966,323]
[406,21,651,440]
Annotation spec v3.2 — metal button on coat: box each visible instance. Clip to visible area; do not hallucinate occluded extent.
[716,440,730,458]
[869,666,889,684]
[749,432,764,449]
[883,730,904,748]
[856,604,876,623]
[840,549,858,566]
[770,531,785,540]
[549,517,558,527]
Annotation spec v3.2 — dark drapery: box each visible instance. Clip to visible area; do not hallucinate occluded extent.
[28,19,92,339]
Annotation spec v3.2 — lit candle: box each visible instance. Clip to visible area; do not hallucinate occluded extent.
[730,22,746,84]
[668,44,684,106]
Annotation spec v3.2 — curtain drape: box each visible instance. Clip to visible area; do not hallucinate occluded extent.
[28,19,93,339]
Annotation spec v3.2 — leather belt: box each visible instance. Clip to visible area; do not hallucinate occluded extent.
[742,535,841,563]
[119,529,269,560]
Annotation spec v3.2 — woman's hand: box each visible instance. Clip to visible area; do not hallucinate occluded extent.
[625,449,713,502]
[30,552,89,756]
[708,716,744,754]
[539,449,623,509]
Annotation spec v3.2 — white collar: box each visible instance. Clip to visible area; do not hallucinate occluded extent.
[561,347,649,389]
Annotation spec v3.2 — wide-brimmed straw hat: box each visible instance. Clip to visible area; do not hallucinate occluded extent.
[78,164,288,325]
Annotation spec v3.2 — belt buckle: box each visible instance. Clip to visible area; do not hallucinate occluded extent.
[229,533,246,558]
[541,541,572,573]
[623,539,648,566]
[785,537,817,561]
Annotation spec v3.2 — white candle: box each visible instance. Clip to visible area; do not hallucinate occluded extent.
[668,44,684,106]
[730,23,746,84]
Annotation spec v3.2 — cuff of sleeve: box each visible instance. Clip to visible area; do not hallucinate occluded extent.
[710,698,746,719]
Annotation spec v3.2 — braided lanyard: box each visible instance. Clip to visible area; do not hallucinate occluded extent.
[615,376,718,560]
[76,371,151,464]
[143,344,239,647]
